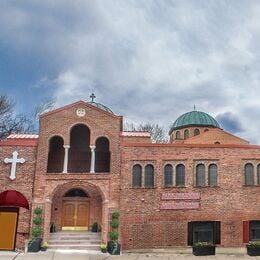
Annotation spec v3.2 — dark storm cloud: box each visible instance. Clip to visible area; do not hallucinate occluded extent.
[216,112,244,133]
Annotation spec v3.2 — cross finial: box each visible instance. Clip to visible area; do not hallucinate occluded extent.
[90,93,96,102]
[194,104,196,111]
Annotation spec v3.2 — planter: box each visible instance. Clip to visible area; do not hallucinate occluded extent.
[50,224,56,233]
[28,238,42,253]
[41,247,47,251]
[192,245,215,256]
[247,246,260,256]
[101,248,107,253]
[91,223,98,232]
[107,241,121,255]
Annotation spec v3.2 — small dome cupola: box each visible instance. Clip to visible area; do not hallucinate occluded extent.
[169,110,220,135]
[88,93,113,114]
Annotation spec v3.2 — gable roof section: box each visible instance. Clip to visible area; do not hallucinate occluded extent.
[40,100,120,119]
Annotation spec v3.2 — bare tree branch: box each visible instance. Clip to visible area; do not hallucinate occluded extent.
[124,122,169,143]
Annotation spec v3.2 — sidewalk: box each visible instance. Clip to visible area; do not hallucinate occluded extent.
[1,250,260,260]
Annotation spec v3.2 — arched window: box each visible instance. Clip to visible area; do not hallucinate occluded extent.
[68,124,91,172]
[64,188,88,197]
[184,129,189,139]
[208,164,218,186]
[258,164,260,185]
[176,164,185,186]
[176,131,180,139]
[132,164,142,187]
[164,164,173,187]
[214,141,220,144]
[196,164,205,186]
[204,129,209,132]
[245,163,254,185]
[47,136,64,173]
[95,137,110,172]
[145,164,154,188]
[194,129,200,136]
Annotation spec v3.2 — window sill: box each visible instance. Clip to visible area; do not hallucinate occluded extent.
[243,185,260,187]
[163,186,187,189]
[194,185,220,188]
[131,186,157,189]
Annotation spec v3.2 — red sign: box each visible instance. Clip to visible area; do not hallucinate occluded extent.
[161,192,200,200]
[160,201,200,210]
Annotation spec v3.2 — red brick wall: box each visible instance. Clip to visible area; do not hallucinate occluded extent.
[119,143,260,249]
[0,145,37,250]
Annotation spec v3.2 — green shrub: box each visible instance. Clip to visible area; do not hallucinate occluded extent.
[109,231,119,241]
[111,219,119,229]
[112,211,120,219]
[32,227,42,238]
[34,207,43,215]
[33,216,42,225]
[194,241,213,247]
[247,241,260,247]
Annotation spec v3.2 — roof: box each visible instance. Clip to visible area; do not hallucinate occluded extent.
[7,134,39,139]
[121,131,151,137]
[88,101,113,113]
[169,110,220,134]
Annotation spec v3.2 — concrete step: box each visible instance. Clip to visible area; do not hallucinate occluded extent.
[48,231,101,251]
[48,244,100,250]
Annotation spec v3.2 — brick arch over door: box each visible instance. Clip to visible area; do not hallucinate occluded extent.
[68,124,91,172]
[50,182,106,232]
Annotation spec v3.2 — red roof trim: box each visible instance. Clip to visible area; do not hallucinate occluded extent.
[122,142,260,149]
[0,139,38,147]
[40,100,121,119]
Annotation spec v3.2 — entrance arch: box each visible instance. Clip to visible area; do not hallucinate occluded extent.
[50,183,103,232]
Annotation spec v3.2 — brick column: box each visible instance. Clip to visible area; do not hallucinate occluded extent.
[43,199,52,242]
[63,145,70,173]
[101,199,109,243]
[90,145,96,173]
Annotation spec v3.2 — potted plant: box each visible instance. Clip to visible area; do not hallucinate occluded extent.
[50,223,56,233]
[28,207,43,252]
[91,222,99,232]
[107,211,121,255]
[100,243,107,253]
[246,241,260,256]
[41,241,48,251]
[192,241,215,256]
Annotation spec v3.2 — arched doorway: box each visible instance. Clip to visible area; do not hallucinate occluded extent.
[0,190,29,250]
[50,184,103,232]
[62,188,89,231]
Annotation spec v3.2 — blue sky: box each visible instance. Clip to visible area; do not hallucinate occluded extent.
[1,1,260,143]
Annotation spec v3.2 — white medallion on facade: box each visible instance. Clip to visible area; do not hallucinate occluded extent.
[76,108,86,117]
[4,151,25,180]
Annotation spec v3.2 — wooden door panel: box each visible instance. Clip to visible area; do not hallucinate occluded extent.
[0,212,17,250]
[63,203,75,227]
[76,203,88,227]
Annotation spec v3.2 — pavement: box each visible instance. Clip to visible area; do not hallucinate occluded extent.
[1,250,260,260]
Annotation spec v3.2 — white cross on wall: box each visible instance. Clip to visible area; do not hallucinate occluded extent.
[4,151,25,180]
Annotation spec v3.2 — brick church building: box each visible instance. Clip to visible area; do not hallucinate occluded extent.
[0,96,260,251]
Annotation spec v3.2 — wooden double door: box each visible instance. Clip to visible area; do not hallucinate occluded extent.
[62,199,89,231]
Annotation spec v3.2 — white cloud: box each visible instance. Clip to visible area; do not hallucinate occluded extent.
[1,1,260,142]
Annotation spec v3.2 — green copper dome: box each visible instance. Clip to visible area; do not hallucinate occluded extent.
[88,101,113,114]
[169,111,220,134]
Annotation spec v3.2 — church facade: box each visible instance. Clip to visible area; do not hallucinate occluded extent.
[0,98,260,251]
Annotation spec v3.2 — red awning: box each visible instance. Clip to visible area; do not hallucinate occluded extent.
[0,190,29,209]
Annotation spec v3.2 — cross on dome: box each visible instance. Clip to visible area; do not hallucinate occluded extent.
[90,93,96,102]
